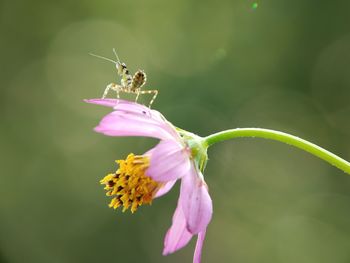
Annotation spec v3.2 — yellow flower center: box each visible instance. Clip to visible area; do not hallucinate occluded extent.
[100,153,160,213]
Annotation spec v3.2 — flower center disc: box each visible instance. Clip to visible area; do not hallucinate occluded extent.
[100,153,159,213]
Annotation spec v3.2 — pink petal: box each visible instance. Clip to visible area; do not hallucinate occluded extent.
[111,102,179,138]
[180,167,213,234]
[94,111,174,140]
[163,202,193,255]
[84,98,123,108]
[86,99,180,140]
[146,140,191,182]
[113,102,163,122]
[85,98,165,124]
[154,179,177,198]
[193,230,206,263]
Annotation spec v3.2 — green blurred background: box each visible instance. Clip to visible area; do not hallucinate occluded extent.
[1,0,350,262]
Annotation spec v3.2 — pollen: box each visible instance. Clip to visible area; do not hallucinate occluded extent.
[100,153,160,213]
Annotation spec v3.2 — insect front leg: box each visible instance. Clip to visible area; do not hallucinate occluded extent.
[102,83,121,99]
[102,83,114,99]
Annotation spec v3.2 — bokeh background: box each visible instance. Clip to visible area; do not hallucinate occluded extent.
[1,0,350,262]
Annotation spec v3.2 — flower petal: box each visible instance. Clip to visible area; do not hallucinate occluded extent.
[94,111,174,140]
[154,179,177,198]
[193,230,206,263]
[180,167,213,234]
[163,202,193,255]
[84,98,123,108]
[113,102,162,121]
[86,98,165,123]
[86,98,181,140]
[112,102,179,138]
[146,140,191,182]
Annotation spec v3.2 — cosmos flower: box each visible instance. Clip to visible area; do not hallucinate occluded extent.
[85,98,213,263]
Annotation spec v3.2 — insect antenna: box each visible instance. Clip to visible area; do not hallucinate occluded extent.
[89,53,118,64]
[112,48,121,63]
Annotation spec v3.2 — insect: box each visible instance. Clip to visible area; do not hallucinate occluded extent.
[90,49,158,108]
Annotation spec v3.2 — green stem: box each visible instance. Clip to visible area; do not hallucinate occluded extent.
[204,128,350,175]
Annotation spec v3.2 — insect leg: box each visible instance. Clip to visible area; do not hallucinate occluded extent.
[102,83,121,99]
[135,89,141,102]
[148,90,158,108]
[102,83,114,99]
[137,90,158,108]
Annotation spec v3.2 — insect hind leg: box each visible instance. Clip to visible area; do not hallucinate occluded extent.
[134,89,141,103]
[137,89,158,108]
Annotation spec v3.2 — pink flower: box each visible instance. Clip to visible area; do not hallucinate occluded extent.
[85,99,212,263]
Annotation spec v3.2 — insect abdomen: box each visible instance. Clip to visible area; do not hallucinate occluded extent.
[131,70,146,90]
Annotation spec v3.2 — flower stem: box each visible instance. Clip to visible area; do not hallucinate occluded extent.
[205,128,350,175]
